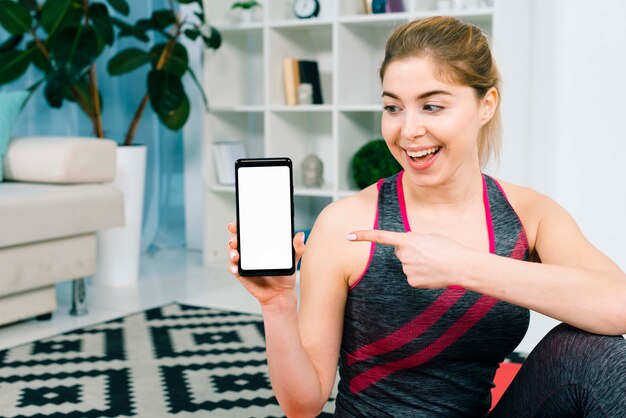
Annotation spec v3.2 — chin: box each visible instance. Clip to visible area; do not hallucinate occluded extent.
[402,168,446,188]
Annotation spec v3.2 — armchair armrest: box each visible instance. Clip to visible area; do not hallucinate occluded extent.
[3,136,117,184]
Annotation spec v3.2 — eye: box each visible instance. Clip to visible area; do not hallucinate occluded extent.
[424,104,444,113]
[383,105,401,114]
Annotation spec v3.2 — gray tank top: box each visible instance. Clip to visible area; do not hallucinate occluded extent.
[335,172,530,417]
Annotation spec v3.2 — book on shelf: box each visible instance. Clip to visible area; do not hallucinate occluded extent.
[282,57,300,106]
[363,0,405,14]
[362,0,373,14]
[282,57,323,105]
[298,60,323,105]
[212,141,247,185]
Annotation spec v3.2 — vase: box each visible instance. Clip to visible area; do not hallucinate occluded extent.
[93,145,147,287]
[229,7,261,24]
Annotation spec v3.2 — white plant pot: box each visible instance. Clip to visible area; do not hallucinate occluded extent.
[229,7,261,24]
[93,145,147,287]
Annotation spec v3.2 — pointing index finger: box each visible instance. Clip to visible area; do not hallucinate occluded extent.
[347,230,405,246]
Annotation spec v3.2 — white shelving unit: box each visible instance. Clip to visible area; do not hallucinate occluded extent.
[201,0,510,265]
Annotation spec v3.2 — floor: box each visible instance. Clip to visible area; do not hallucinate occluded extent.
[0,249,260,351]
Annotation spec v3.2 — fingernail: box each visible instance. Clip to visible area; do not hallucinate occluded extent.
[230,265,238,274]
[230,251,237,260]
[300,232,306,243]
[346,233,357,241]
[228,238,234,245]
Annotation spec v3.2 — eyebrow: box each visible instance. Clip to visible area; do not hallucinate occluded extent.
[382,90,453,100]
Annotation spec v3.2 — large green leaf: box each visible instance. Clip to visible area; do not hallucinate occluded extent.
[148,69,185,116]
[194,11,205,24]
[48,26,100,80]
[158,91,189,131]
[0,48,33,84]
[150,9,176,30]
[19,0,38,11]
[177,0,205,14]
[183,28,200,41]
[107,47,151,75]
[44,71,66,108]
[66,79,101,117]
[26,78,43,93]
[105,0,129,16]
[0,0,32,35]
[0,34,23,52]
[150,42,188,77]
[26,40,49,71]
[40,0,82,36]
[111,16,149,42]
[201,26,221,50]
[89,3,114,46]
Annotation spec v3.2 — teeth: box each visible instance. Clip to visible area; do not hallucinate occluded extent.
[407,147,440,158]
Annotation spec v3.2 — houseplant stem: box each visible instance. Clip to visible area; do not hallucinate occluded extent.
[89,65,105,138]
[124,94,149,146]
[123,14,182,145]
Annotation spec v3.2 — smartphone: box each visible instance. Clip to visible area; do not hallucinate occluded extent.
[235,158,295,276]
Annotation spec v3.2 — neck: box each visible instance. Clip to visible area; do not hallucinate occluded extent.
[402,166,484,210]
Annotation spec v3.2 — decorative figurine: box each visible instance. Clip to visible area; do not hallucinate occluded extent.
[301,154,323,187]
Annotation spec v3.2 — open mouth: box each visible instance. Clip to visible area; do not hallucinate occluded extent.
[406,146,441,161]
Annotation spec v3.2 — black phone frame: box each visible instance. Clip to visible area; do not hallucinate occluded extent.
[235,157,296,277]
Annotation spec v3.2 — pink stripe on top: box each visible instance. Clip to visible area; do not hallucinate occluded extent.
[396,171,410,232]
[346,287,465,365]
[482,174,496,255]
[349,294,500,394]
[349,179,384,291]
[491,177,530,256]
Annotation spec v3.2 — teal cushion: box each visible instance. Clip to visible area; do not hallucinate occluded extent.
[0,91,29,181]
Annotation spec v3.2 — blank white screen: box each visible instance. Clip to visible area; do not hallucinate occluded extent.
[238,166,293,271]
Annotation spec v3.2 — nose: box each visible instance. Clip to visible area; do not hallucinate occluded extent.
[401,111,427,140]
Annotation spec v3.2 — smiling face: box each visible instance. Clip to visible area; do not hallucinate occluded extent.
[381,56,497,187]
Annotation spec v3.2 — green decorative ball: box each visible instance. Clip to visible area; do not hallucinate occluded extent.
[351,139,402,189]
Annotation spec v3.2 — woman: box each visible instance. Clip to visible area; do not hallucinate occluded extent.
[227,16,626,417]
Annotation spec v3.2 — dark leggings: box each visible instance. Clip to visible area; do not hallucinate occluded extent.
[490,323,626,418]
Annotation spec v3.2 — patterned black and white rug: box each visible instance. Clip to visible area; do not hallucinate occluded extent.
[0,303,336,417]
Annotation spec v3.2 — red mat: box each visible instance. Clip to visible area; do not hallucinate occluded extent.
[491,362,523,409]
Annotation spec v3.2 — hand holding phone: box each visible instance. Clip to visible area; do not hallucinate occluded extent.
[235,158,295,276]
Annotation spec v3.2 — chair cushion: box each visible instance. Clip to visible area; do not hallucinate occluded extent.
[0,91,29,182]
[4,136,117,184]
[0,182,124,247]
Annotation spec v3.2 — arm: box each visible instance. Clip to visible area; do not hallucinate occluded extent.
[463,193,626,335]
[228,202,352,416]
[265,206,349,416]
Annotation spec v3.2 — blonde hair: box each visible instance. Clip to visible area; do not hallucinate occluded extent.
[380,16,502,168]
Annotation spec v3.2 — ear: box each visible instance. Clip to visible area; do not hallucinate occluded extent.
[479,87,498,126]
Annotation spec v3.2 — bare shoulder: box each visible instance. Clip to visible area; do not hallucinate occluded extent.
[303,183,378,284]
[492,179,557,251]
[496,179,622,273]
[318,183,378,228]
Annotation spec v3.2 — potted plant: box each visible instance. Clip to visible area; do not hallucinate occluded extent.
[0,0,221,143]
[230,1,262,24]
[351,139,402,189]
[0,0,222,286]
[0,0,128,137]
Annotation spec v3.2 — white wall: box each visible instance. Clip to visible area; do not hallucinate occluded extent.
[494,0,626,352]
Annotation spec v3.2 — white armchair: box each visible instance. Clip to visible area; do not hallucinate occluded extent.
[0,136,124,326]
